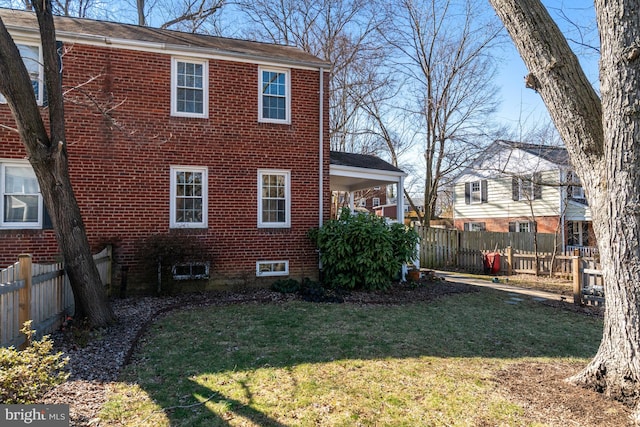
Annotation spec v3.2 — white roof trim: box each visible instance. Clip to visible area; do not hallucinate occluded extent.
[4,26,328,71]
[330,164,406,192]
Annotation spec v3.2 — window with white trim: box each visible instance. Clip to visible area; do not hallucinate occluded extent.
[1,161,43,229]
[372,197,381,207]
[512,173,541,201]
[509,220,535,233]
[258,170,291,228]
[171,57,208,118]
[464,180,487,204]
[170,166,208,228]
[464,222,486,231]
[567,171,585,199]
[359,198,367,207]
[256,260,289,276]
[520,177,534,200]
[259,67,290,123]
[470,181,482,203]
[0,43,43,105]
[568,221,590,247]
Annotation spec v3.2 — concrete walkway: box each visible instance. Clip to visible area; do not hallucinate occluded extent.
[433,270,569,303]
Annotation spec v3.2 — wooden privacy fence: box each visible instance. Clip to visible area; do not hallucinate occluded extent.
[455,246,581,277]
[417,227,604,305]
[0,246,112,348]
[417,227,571,276]
[573,257,604,306]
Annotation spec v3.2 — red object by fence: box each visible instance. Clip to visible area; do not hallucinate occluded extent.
[484,252,500,274]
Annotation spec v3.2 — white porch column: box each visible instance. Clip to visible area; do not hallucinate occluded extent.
[349,192,356,213]
[397,176,405,223]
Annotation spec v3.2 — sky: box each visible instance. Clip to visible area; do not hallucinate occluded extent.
[0,0,598,139]
[491,2,599,137]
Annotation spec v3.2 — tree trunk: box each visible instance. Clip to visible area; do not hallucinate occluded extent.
[0,2,114,327]
[490,0,640,413]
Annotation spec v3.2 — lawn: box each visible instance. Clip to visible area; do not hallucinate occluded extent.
[100,288,611,426]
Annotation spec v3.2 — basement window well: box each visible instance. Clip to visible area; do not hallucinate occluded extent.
[172,262,210,280]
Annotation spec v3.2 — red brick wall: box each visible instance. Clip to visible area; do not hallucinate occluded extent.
[454,215,560,234]
[0,42,330,293]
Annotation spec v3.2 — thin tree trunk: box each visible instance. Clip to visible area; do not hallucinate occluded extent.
[0,2,114,326]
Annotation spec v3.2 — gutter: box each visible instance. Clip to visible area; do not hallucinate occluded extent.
[6,25,331,70]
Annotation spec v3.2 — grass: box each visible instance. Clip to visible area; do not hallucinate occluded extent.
[100,288,602,426]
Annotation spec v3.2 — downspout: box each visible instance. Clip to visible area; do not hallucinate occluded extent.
[318,67,325,273]
[319,67,324,228]
[560,169,566,252]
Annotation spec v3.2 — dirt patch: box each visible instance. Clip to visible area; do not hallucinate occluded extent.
[495,361,635,426]
[503,273,575,295]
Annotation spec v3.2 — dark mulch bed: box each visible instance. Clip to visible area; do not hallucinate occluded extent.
[495,362,635,426]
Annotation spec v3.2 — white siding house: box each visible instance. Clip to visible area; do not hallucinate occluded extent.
[453,140,594,252]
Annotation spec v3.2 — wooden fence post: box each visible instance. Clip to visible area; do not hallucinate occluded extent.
[572,251,582,305]
[506,246,513,276]
[18,254,32,347]
[106,244,113,292]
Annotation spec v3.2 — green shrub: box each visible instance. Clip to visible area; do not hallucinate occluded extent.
[271,278,301,293]
[0,321,69,404]
[299,278,344,303]
[309,208,419,291]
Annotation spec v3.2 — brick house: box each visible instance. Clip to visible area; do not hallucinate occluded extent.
[0,9,333,293]
[452,140,595,254]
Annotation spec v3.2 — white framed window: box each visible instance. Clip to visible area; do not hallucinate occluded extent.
[258,170,291,228]
[513,173,541,201]
[0,161,43,229]
[256,260,289,277]
[0,43,43,105]
[464,180,487,204]
[372,197,381,207]
[359,198,367,207]
[170,166,208,228]
[258,67,290,124]
[171,57,208,118]
[518,177,534,200]
[567,171,585,199]
[568,221,589,247]
[517,221,531,233]
[465,222,485,231]
[470,181,482,204]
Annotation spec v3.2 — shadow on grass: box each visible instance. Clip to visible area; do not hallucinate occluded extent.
[170,381,289,427]
[118,287,603,426]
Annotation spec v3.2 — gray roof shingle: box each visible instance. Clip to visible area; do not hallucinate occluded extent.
[330,151,404,173]
[0,8,329,68]
[497,139,569,166]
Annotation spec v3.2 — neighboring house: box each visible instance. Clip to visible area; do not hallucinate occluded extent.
[329,151,406,219]
[453,140,594,253]
[373,198,424,224]
[0,9,332,293]
[349,186,387,212]
[331,187,386,216]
